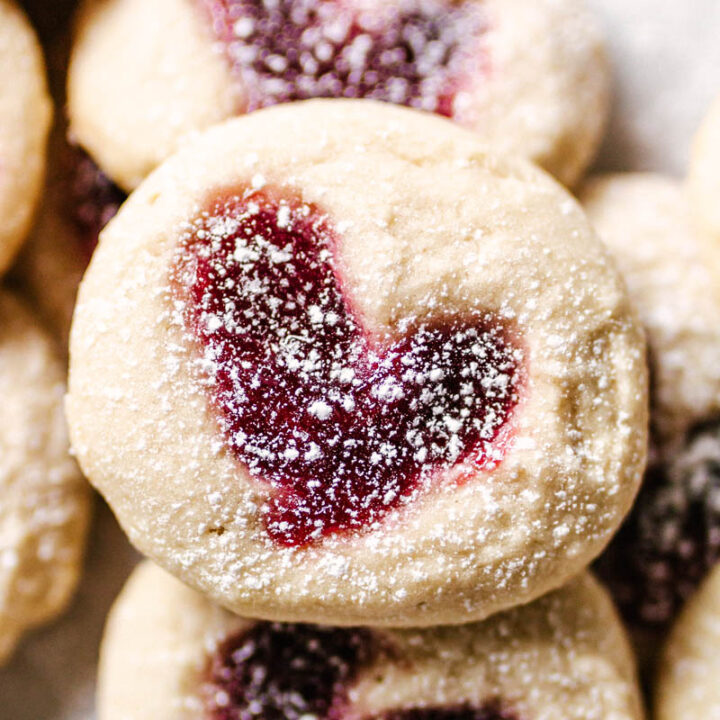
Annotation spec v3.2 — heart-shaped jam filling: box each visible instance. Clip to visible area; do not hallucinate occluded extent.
[172,190,522,546]
[206,622,516,720]
[66,147,126,262]
[202,0,487,116]
[596,418,720,627]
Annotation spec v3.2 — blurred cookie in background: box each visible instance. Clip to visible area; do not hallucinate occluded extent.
[581,174,720,663]
[656,563,720,719]
[688,93,720,255]
[0,0,52,278]
[67,0,609,190]
[98,562,644,720]
[0,290,90,664]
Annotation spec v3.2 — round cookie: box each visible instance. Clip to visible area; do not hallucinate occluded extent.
[99,561,644,720]
[68,101,647,626]
[580,174,720,630]
[67,0,609,191]
[0,290,90,664]
[0,0,52,277]
[17,125,125,347]
[581,174,720,444]
[656,563,720,719]
[688,94,720,249]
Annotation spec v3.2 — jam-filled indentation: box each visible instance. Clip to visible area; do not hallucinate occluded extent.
[206,622,518,720]
[596,418,720,626]
[207,623,377,720]
[65,146,126,262]
[202,0,487,116]
[173,190,522,546]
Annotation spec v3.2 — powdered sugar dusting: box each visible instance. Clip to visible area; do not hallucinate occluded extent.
[171,189,522,546]
[202,0,487,115]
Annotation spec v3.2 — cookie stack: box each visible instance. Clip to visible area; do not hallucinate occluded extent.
[0,0,719,718]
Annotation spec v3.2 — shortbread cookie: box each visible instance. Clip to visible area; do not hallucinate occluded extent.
[0,0,52,277]
[67,101,647,627]
[18,125,125,346]
[656,563,720,720]
[68,0,609,191]
[0,290,90,664]
[581,174,720,629]
[98,562,644,720]
[688,93,720,249]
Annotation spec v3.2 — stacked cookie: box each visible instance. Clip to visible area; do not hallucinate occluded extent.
[1,0,719,718]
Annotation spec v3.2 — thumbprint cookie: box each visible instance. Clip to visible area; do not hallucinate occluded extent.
[0,0,52,277]
[581,174,720,632]
[688,93,720,252]
[656,563,720,720]
[98,562,644,720]
[0,290,90,664]
[67,101,647,626]
[67,0,609,190]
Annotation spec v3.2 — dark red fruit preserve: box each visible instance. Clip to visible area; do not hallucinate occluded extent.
[66,147,126,262]
[173,190,522,546]
[202,0,487,116]
[596,418,720,627]
[207,623,377,720]
[206,622,517,720]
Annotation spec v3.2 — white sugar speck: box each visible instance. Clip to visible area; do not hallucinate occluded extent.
[206,316,222,333]
[283,447,299,461]
[309,400,332,420]
[277,205,292,228]
[233,17,255,39]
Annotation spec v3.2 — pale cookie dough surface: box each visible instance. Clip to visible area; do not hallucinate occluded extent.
[67,0,241,192]
[98,562,644,720]
[688,93,720,249]
[0,0,52,277]
[67,101,647,627]
[656,564,720,720]
[580,173,720,443]
[67,0,608,191]
[0,290,90,665]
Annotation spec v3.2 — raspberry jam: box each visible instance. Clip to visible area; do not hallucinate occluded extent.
[173,190,522,546]
[207,623,377,719]
[206,622,517,720]
[67,147,126,261]
[596,418,720,626]
[202,0,487,115]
